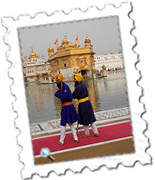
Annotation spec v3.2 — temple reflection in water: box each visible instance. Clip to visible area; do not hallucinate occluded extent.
[25,71,129,124]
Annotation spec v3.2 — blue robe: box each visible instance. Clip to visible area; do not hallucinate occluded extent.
[72,82,96,126]
[55,82,79,126]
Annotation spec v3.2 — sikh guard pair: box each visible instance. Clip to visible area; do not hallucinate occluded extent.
[54,73,99,145]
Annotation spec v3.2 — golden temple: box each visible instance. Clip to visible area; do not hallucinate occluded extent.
[47,35,95,79]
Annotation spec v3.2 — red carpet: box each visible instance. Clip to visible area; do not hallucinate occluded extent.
[32,121,132,156]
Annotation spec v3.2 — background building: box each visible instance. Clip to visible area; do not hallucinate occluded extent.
[47,35,95,80]
[94,51,124,71]
[22,48,51,82]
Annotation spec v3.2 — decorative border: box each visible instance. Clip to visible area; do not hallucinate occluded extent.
[0,24,24,180]
[129,0,154,157]
[0,0,154,180]
[0,0,128,20]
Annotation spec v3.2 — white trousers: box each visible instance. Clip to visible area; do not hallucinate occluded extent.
[59,124,78,143]
[83,122,98,135]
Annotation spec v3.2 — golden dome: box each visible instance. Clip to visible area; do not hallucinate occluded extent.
[42,54,44,57]
[29,47,38,59]
[102,64,106,70]
[24,55,27,58]
[68,42,74,47]
[62,36,69,46]
[84,35,91,44]
[48,44,54,53]
[63,37,67,43]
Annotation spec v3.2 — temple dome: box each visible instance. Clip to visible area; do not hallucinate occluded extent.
[29,47,38,59]
[48,45,54,53]
[63,37,67,43]
[68,42,74,47]
[84,35,91,44]
[61,36,69,46]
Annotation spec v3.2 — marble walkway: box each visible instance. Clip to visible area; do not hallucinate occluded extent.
[30,107,130,139]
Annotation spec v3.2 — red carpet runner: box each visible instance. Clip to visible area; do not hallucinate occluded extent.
[32,121,132,156]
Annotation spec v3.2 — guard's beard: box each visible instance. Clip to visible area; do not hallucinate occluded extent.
[74,81,79,87]
[57,82,61,89]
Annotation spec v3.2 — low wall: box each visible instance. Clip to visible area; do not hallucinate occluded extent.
[30,107,130,138]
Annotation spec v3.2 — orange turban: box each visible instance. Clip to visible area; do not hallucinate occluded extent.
[54,74,64,81]
[74,74,83,82]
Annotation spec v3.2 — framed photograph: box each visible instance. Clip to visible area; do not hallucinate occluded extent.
[2,2,150,179]
[20,14,134,164]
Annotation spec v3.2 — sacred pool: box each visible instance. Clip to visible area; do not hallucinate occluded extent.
[25,70,129,124]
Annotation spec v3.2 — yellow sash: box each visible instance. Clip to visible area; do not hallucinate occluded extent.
[79,97,89,103]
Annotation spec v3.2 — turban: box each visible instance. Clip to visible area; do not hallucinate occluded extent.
[54,74,64,81]
[74,74,83,82]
